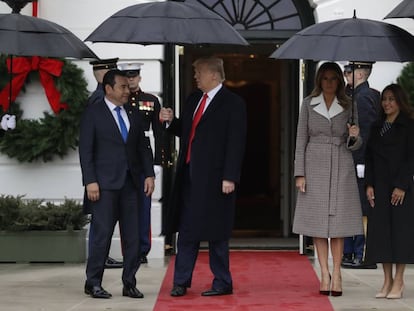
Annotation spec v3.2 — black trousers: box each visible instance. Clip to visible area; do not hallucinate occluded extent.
[173,165,232,290]
[86,174,140,287]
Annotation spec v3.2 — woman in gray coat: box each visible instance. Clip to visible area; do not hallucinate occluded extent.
[293,62,363,297]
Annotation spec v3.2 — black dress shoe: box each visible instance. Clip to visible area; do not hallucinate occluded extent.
[170,285,187,297]
[341,254,353,268]
[122,286,144,298]
[140,256,148,264]
[84,283,112,299]
[201,288,233,296]
[351,258,377,269]
[104,256,123,268]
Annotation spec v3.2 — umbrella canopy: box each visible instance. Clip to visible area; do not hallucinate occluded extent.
[0,13,97,58]
[270,14,414,62]
[384,0,414,19]
[85,0,248,46]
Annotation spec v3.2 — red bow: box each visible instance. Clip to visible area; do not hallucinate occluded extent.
[0,56,68,114]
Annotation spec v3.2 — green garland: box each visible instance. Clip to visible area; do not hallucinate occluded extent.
[0,55,88,162]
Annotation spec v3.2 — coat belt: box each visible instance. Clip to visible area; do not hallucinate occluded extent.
[309,136,345,146]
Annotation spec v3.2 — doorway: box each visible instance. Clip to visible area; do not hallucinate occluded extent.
[180,44,284,237]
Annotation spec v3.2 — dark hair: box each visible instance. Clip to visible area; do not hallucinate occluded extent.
[380,83,414,119]
[310,62,350,109]
[102,69,126,94]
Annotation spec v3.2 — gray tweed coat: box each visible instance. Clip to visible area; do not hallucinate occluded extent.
[293,95,364,238]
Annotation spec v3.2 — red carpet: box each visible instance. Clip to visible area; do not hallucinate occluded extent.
[153,251,334,311]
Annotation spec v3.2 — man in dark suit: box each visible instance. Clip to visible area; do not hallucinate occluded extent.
[79,69,155,299]
[87,58,124,269]
[159,57,246,297]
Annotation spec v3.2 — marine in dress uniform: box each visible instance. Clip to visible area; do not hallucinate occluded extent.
[342,61,380,269]
[118,62,163,264]
[88,58,119,106]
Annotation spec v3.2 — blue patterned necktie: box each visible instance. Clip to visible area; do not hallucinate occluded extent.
[115,106,128,142]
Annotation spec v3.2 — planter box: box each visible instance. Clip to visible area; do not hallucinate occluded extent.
[0,230,86,263]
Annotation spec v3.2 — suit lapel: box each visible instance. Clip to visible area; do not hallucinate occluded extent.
[199,87,224,123]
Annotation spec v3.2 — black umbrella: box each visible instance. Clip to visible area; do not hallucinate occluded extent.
[270,12,414,62]
[384,0,414,19]
[0,5,97,58]
[0,0,97,113]
[270,11,414,123]
[85,0,248,46]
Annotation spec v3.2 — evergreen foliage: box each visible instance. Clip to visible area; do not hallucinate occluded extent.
[0,55,88,162]
[0,195,88,231]
[397,62,414,107]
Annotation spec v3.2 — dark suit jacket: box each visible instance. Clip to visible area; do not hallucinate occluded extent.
[79,99,154,212]
[165,86,246,240]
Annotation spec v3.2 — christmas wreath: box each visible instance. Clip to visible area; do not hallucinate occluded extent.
[0,55,88,162]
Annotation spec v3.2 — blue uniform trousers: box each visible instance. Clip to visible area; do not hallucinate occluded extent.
[344,234,365,259]
[139,174,152,257]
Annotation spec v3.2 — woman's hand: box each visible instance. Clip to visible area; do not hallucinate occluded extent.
[347,123,360,138]
[366,186,375,208]
[295,176,306,193]
[391,187,405,206]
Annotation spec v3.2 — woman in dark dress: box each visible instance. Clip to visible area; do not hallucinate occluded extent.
[365,84,414,299]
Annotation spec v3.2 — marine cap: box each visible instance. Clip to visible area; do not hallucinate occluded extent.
[89,58,119,71]
[344,61,375,73]
[118,62,143,77]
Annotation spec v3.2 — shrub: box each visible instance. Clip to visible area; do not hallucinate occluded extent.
[0,195,88,231]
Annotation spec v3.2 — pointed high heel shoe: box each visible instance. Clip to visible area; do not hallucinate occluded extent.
[375,285,392,299]
[319,274,331,296]
[386,285,404,299]
[375,291,388,298]
[331,275,342,297]
[330,290,342,297]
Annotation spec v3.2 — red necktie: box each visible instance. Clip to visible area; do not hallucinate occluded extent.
[186,93,208,163]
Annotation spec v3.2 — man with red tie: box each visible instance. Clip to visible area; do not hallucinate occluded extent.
[159,57,246,297]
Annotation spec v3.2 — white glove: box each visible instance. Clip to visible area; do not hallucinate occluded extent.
[356,164,365,178]
[1,114,9,130]
[153,165,162,177]
[7,115,16,130]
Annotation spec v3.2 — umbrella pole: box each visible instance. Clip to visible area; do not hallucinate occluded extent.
[349,60,357,144]
[8,54,13,113]
[351,60,355,124]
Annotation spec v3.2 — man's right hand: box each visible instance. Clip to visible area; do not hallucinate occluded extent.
[159,107,174,123]
[86,182,100,201]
